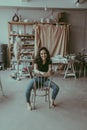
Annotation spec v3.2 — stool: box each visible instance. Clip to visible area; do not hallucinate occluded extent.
[79,62,87,77]
[64,60,76,79]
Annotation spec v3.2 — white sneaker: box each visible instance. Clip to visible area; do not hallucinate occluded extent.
[27,103,32,110]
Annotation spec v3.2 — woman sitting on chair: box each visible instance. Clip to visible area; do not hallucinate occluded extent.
[26,47,59,110]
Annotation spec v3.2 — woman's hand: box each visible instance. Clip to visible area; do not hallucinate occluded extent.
[43,72,48,77]
[40,72,45,76]
[44,70,54,77]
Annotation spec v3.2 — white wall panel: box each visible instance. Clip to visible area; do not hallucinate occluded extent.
[0,0,87,9]
[67,12,86,53]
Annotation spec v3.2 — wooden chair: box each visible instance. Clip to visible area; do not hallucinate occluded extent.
[32,73,52,109]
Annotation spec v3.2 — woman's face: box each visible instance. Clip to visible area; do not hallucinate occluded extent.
[40,49,47,61]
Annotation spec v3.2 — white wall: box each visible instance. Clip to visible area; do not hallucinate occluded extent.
[0,7,58,43]
[0,0,87,9]
[0,8,15,44]
[0,7,87,53]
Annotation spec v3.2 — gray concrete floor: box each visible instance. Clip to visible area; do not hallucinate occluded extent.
[0,70,87,130]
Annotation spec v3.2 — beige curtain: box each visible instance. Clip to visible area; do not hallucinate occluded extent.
[34,24,69,57]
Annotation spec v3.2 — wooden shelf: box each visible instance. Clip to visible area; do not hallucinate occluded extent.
[8,21,57,25]
[8,21,35,66]
[10,34,34,37]
[8,21,35,25]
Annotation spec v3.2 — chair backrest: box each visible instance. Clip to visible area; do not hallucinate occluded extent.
[34,73,51,88]
[33,73,52,96]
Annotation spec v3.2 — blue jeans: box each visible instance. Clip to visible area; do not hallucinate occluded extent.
[25,77,59,103]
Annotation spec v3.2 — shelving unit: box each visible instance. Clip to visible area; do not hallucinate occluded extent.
[8,21,35,67]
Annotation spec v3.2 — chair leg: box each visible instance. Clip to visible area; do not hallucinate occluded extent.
[33,92,36,110]
[31,92,36,110]
[45,90,48,102]
[48,90,50,108]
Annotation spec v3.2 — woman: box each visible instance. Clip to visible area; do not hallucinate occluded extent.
[26,47,59,110]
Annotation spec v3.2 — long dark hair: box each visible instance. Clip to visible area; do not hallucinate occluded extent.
[35,47,51,63]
